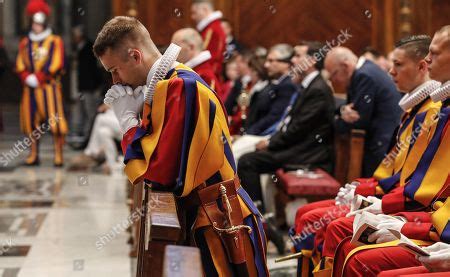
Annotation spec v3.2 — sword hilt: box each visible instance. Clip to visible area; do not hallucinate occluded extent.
[212,222,252,235]
[219,185,233,226]
[275,252,303,263]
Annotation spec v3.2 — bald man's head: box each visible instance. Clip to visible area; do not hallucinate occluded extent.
[171,28,204,63]
[325,47,358,68]
[325,47,359,91]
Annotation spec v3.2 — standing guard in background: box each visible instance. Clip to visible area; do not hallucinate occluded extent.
[191,0,226,80]
[16,0,67,166]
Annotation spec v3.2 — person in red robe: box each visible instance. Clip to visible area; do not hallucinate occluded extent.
[171,28,222,98]
[191,0,226,80]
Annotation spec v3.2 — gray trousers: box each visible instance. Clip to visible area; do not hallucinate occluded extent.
[70,90,100,137]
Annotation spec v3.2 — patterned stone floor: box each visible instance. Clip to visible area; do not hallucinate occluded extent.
[0,104,297,276]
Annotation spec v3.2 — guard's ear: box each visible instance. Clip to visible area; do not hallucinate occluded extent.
[418,59,428,72]
[128,48,142,64]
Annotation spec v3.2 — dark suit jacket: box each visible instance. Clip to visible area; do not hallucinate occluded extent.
[224,79,243,115]
[244,82,274,134]
[268,73,336,173]
[246,75,297,135]
[76,40,102,92]
[335,60,402,177]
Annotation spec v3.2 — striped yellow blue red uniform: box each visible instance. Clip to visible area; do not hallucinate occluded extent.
[291,99,441,277]
[334,186,450,277]
[354,99,442,197]
[15,32,67,164]
[381,101,450,214]
[121,64,269,276]
[431,197,450,242]
[312,101,450,276]
[310,101,450,276]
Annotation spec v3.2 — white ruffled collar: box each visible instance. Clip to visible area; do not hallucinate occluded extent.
[430,80,450,103]
[144,43,181,104]
[146,57,162,85]
[185,50,212,69]
[197,11,223,32]
[29,28,52,42]
[399,80,441,111]
[146,57,180,85]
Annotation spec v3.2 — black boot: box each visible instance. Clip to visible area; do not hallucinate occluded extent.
[264,213,286,255]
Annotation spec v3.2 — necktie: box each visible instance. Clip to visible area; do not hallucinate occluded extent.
[261,85,303,135]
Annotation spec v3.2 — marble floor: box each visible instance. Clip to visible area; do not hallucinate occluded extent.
[0,104,296,276]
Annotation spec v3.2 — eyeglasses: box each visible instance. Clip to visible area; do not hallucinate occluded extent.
[266,58,291,64]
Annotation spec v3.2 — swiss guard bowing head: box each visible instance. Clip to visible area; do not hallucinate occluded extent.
[94,16,269,276]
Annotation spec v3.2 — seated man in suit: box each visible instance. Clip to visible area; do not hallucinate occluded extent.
[237,41,335,211]
[231,44,297,159]
[171,28,221,95]
[226,45,296,135]
[326,47,402,177]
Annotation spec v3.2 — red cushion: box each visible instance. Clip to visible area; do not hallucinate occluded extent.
[276,169,341,196]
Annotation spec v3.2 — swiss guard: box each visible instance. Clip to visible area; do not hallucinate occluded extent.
[16,0,67,166]
[95,16,269,276]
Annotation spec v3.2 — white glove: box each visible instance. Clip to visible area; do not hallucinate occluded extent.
[25,74,39,88]
[104,85,144,133]
[346,196,382,217]
[367,218,406,243]
[335,183,357,205]
[418,242,450,272]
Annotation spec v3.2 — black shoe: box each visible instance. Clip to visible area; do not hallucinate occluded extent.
[265,214,286,255]
[54,162,64,168]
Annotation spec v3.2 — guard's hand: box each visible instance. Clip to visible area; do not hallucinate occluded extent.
[335,183,357,205]
[346,196,382,217]
[418,242,450,272]
[25,74,39,88]
[104,85,144,133]
[367,219,405,243]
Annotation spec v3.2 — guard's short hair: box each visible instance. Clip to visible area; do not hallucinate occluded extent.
[436,25,450,47]
[394,35,432,61]
[93,16,149,59]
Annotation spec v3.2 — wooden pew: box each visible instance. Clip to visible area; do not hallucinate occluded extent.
[136,187,182,277]
[163,245,202,277]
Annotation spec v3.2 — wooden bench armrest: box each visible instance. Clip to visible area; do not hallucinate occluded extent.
[347,129,366,182]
